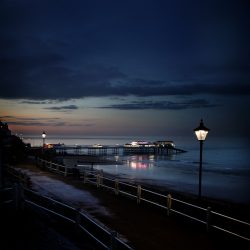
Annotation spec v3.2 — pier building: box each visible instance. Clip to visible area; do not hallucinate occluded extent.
[51,140,186,156]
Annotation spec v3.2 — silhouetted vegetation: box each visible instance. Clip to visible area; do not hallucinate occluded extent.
[0,121,29,164]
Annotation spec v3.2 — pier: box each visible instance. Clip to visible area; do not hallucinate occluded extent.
[53,144,186,156]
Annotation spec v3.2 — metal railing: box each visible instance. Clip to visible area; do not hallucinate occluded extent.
[0,187,14,205]
[5,165,32,187]
[82,167,250,242]
[0,184,133,250]
[35,159,250,242]
[36,158,73,176]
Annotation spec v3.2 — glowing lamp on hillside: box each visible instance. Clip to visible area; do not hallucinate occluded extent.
[194,119,210,199]
[42,131,46,147]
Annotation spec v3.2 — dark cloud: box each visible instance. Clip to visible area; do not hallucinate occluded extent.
[0,0,249,101]
[0,116,59,121]
[0,57,249,100]
[7,121,66,127]
[81,123,96,127]
[0,116,15,119]
[45,105,78,111]
[1,116,64,127]
[0,115,94,127]
[20,100,58,105]
[97,99,220,110]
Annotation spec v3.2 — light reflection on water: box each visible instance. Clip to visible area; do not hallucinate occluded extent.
[101,150,250,204]
[127,155,154,169]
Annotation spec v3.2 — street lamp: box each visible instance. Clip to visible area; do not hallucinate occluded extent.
[194,119,209,199]
[42,131,46,148]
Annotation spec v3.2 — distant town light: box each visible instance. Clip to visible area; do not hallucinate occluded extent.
[42,131,46,148]
[42,131,46,139]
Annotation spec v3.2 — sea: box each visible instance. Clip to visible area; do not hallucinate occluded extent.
[23,135,250,205]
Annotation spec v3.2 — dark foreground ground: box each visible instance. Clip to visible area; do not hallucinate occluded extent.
[1,158,250,250]
[0,207,98,250]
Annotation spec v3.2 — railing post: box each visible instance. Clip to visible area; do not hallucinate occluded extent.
[97,174,100,187]
[206,206,212,232]
[110,231,117,250]
[137,185,141,204]
[100,169,103,185]
[114,179,119,195]
[13,183,24,211]
[75,208,81,232]
[83,170,87,184]
[24,175,31,188]
[167,194,172,216]
[64,167,68,177]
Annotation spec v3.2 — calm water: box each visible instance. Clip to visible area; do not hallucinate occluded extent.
[24,135,250,204]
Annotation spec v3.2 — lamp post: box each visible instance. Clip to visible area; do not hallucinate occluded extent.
[194,119,209,199]
[42,131,46,148]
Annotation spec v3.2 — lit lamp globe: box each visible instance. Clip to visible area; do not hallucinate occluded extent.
[42,131,46,147]
[42,131,46,138]
[194,119,210,199]
[194,119,209,141]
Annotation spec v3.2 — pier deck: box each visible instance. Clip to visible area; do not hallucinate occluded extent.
[53,145,186,156]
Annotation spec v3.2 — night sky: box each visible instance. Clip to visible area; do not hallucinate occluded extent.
[0,0,249,137]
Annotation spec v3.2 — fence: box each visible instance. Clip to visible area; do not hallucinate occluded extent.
[36,158,250,242]
[5,165,32,188]
[83,169,250,241]
[0,184,133,250]
[36,158,73,176]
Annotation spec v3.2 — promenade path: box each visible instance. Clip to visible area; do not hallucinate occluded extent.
[6,160,250,250]
[0,208,94,250]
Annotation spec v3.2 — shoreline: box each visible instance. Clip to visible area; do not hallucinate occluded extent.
[55,154,250,208]
[56,154,122,165]
[32,155,250,222]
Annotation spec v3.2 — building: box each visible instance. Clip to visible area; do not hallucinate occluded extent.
[154,140,175,148]
[0,121,11,138]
